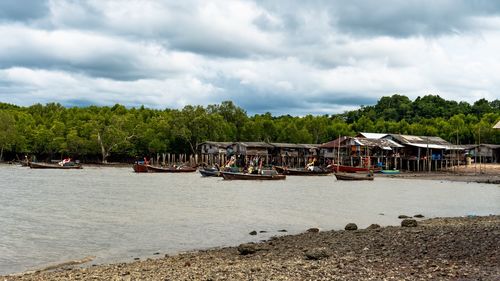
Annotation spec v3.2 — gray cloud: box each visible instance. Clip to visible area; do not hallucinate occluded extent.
[330,0,500,38]
[0,0,49,22]
[0,0,499,115]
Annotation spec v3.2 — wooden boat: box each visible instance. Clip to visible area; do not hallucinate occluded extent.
[133,163,149,173]
[380,169,400,174]
[133,163,196,173]
[334,172,374,181]
[220,171,286,180]
[29,162,82,169]
[333,165,381,173]
[274,166,333,176]
[199,167,221,177]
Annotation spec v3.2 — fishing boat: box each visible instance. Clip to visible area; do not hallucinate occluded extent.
[29,162,82,169]
[333,165,381,173]
[133,163,197,173]
[380,169,400,174]
[274,166,333,176]
[220,171,286,180]
[199,167,221,177]
[133,163,149,173]
[334,172,374,181]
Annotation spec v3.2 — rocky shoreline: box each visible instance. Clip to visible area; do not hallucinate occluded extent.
[3,215,499,281]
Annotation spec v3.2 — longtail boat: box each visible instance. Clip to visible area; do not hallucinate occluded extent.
[334,172,374,181]
[220,171,286,180]
[274,166,333,176]
[333,165,381,173]
[199,167,221,177]
[29,162,83,169]
[133,163,196,173]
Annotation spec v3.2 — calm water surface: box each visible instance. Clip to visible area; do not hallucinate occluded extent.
[0,165,499,274]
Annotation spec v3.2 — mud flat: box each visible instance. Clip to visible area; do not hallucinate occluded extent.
[3,215,499,281]
[379,163,500,184]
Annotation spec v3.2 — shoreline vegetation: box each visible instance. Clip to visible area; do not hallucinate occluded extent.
[3,215,499,280]
[1,95,498,164]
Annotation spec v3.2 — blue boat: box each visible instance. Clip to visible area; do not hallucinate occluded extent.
[380,169,400,174]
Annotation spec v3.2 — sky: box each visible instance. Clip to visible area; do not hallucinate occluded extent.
[0,0,499,115]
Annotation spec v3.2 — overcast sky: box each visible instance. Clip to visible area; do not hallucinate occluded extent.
[1,0,499,115]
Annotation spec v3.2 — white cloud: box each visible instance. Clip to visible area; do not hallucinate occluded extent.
[0,0,499,115]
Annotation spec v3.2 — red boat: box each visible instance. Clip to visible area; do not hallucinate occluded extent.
[332,165,381,173]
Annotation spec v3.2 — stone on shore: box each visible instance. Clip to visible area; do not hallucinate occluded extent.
[401,219,418,227]
[237,243,257,255]
[345,223,358,231]
[304,247,329,260]
[307,227,320,233]
[398,215,410,219]
[414,214,425,218]
[366,224,381,229]
[249,230,257,235]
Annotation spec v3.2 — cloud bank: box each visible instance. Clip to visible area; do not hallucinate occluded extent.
[0,0,499,115]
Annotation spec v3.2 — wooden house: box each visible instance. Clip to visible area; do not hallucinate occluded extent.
[197,141,232,166]
[468,144,500,163]
[268,143,319,167]
[319,136,402,168]
[382,134,462,171]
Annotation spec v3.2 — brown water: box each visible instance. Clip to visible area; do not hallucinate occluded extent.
[0,165,498,275]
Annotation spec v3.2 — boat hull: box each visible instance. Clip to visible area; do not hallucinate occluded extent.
[29,162,82,169]
[333,165,381,173]
[220,171,286,180]
[334,172,374,181]
[133,164,197,173]
[380,170,400,174]
[274,166,333,176]
[199,168,221,177]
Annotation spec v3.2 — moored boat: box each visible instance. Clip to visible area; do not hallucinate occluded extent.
[133,163,197,173]
[274,166,333,176]
[332,165,381,173]
[380,169,400,174]
[133,163,149,173]
[334,172,374,181]
[220,171,286,180]
[199,167,221,177]
[29,162,83,169]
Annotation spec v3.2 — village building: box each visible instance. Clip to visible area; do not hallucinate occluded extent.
[318,136,402,169]
[466,144,500,163]
[268,143,319,167]
[197,141,232,166]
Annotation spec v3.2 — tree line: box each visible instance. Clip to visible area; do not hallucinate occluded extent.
[0,95,498,162]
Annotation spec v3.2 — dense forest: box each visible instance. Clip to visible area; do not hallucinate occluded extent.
[0,94,498,162]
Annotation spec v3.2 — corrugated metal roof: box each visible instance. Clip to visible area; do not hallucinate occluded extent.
[357,132,388,139]
[236,142,274,148]
[388,134,452,146]
[353,138,404,148]
[198,141,232,147]
[318,136,349,148]
[269,143,306,149]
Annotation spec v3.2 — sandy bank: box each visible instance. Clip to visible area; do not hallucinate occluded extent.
[377,163,500,184]
[3,215,499,280]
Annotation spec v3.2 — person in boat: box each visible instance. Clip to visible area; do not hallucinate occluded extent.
[59,158,71,166]
[306,158,316,171]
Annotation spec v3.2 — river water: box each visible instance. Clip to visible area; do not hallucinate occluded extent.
[0,165,498,275]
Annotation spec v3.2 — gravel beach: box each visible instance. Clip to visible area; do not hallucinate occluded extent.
[3,215,499,281]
